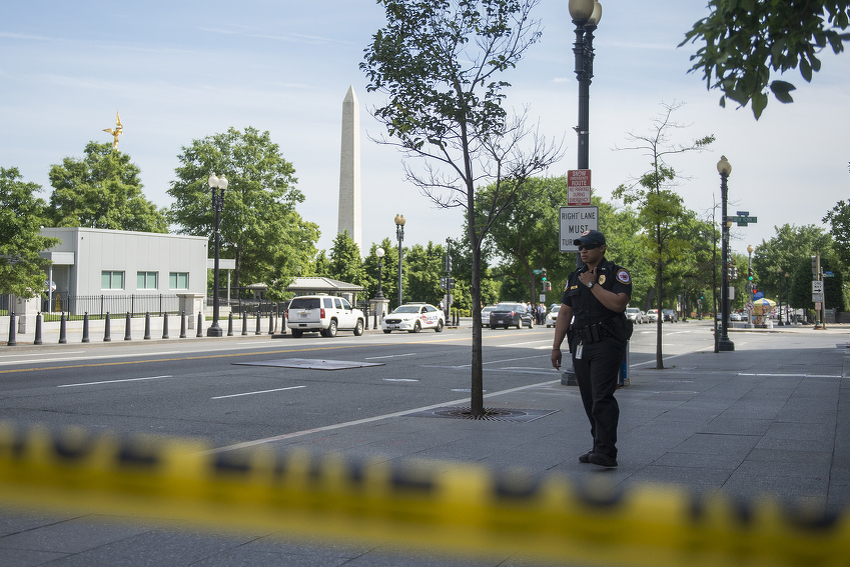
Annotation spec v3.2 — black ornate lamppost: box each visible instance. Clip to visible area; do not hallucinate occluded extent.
[718,156,734,351]
[395,214,405,307]
[206,173,228,337]
[569,0,602,172]
[375,247,385,299]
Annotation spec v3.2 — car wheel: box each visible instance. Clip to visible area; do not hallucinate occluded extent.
[409,321,421,333]
[528,319,534,329]
[435,320,444,332]
[323,319,338,338]
[353,319,364,336]
[291,329,303,338]
[383,329,392,334]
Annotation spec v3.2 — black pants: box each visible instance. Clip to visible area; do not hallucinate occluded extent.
[571,335,625,459]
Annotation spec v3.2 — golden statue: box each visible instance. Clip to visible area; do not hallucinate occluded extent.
[103,111,123,150]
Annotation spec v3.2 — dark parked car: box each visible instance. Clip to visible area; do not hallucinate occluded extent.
[489,303,534,329]
[662,309,679,323]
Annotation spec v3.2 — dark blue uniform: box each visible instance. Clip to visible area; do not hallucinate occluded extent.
[562,259,632,460]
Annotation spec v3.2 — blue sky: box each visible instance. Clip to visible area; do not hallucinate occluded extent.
[3,1,849,261]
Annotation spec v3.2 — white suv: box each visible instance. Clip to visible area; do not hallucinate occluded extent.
[285,295,365,338]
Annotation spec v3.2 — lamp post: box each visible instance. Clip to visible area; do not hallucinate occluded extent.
[375,248,385,299]
[394,214,405,308]
[206,174,228,337]
[746,244,754,328]
[717,156,734,351]
[785,272,791,324]
[777,267,785,326]
[570,0,602,171]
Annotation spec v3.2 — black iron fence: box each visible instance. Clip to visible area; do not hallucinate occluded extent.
[41,294,181,320]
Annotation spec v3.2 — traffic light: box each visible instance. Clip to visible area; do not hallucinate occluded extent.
[541,268,547,282]
[543,281,552,292]
[748,267,754,281]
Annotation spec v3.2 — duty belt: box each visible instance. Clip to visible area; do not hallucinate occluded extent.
[573,322,611,343]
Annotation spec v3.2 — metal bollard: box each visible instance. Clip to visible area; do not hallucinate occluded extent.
[180,311,187,338]
[58,312,67,344]
[7,312,16,346]
[227,312,233,336]
[196,312,203,337]
[162,313,169,339]
[268,312,275,335]
[34,312,43,345]
[144,312,151,340]
[241,311,248,336]
[82,312,90,343]
[255,312,261,335]
[124,312,132,340]
[104,312,112,342]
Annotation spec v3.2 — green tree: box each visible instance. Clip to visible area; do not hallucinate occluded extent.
[46,142,167,232]
[406,242,446,306]
[168,127,318,294]
[823,199,850,265]
[362,0,561,416]
[752,224,835,302]
[613,102,714,368]
[0,168,59,297]
[327,230,366,286]
[680,1,850,119]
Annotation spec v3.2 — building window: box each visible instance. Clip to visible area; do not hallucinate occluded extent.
[169,272,189,290]
[137,271,158,290]
[101,270,125,290]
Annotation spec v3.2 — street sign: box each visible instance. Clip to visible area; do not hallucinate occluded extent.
[567,170,591,206]
[812,281,824,293]
[726,215,758,226]
[559,206,599,252]
[736,210,749,216]
[824,271,834,278]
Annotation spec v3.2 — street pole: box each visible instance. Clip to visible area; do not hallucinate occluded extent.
[395,214,405,308]
[206,174,227,337]
[717,156,734,351]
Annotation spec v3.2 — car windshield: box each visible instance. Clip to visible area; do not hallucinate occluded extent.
[494,304,522,312]
[392,306,421,313]
[626,308,639,313]
[551,306,560,313]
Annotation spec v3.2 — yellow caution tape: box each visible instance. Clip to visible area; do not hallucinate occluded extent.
[0,422,847,566]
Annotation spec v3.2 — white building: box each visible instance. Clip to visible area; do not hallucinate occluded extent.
[38,227,208,316]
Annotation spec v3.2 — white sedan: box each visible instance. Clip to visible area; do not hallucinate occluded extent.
[382,303,445,333]
[545,305,560,327]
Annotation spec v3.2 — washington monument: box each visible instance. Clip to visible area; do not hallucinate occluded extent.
[338,86,362,251]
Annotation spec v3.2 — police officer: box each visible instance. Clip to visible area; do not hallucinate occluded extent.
[551,230,632,468]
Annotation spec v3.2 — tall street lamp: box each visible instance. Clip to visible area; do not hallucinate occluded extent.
[777,267,785,326]
[206,173,228,337]
[717,156,734,351]
[395,214,405,308]
[785,272,791,324]
[570,0,602,171]
[375,248,385,299]
[746,244,754,328]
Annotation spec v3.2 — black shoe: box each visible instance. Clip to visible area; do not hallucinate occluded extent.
[588,452,618,467]
[578,451,592,463]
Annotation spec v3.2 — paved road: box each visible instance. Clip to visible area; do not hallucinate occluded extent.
[1,319,847,566]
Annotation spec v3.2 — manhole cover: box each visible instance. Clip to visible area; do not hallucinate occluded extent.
[233,358,385,370]
[405,406,559,422]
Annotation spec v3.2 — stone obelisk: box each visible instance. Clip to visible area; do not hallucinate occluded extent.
[338,86,362,252]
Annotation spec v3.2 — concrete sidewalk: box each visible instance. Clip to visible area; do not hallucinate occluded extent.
[1,324,849,566]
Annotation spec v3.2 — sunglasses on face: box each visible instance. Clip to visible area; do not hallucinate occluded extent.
[577,244,600,252]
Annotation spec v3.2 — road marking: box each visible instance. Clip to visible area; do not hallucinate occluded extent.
[0,351,85,358]
[212,385,307,399]
[204,378,561,454]
[366,353,417,360]
[58,375,173,388]
[738,372,843,379]
[1,351,176,366]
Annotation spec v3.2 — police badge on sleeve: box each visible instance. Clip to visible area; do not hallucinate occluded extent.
[616,269,631,284]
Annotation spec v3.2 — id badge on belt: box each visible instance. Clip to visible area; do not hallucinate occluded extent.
[575,340,584,360]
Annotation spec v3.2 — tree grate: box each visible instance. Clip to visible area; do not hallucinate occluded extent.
[404,407,559,422]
